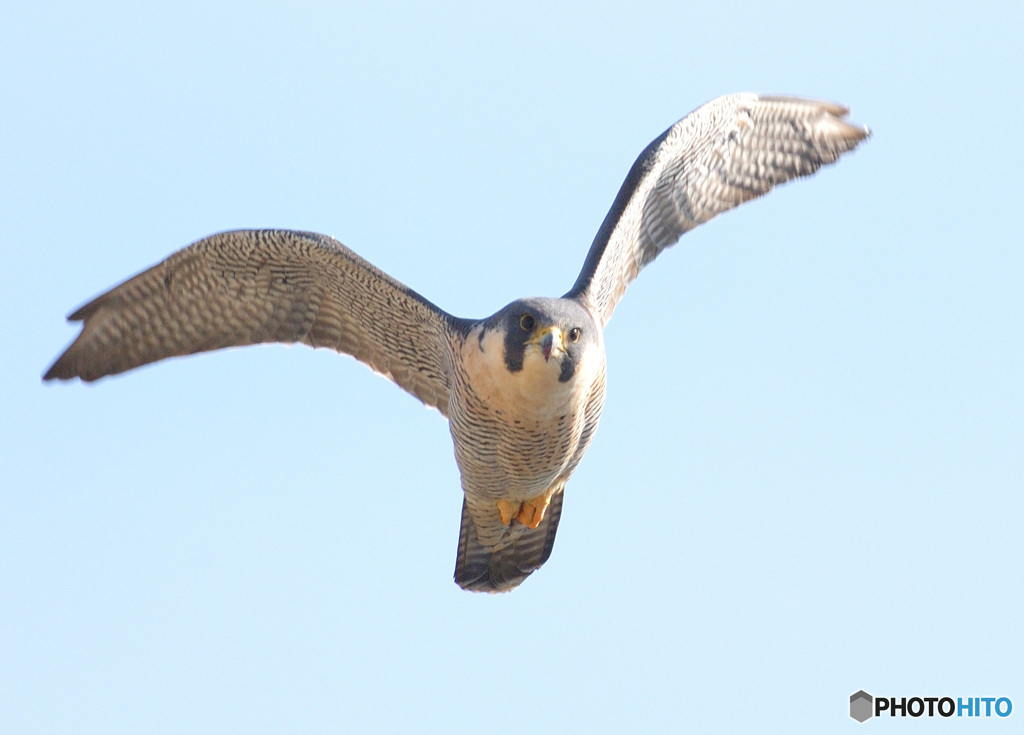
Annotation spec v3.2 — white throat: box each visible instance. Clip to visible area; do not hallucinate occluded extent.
[461,325,586,421]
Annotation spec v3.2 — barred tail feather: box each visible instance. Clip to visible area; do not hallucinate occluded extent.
[454,491,564,593]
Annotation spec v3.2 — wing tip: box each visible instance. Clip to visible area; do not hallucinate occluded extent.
[835,116,872,144]
[755,92,872,140]
[42,352,90,382]
[43,346,76,381]
[41,364,65,382]
[43,332,115,383]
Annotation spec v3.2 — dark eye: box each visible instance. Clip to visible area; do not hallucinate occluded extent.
[569,327,581,342]
[519,314,535,331]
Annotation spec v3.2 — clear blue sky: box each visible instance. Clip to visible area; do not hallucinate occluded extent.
[3,1,1021,732]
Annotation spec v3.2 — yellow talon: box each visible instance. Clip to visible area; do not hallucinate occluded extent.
[496,499,519,526]
[516,494,552,529]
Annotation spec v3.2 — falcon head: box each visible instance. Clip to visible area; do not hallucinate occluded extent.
[486,297,601,384]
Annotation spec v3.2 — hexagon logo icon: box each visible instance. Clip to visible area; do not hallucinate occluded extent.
[850,690,873,722]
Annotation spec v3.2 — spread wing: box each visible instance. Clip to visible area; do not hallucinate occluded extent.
[566,93,870,326]
[44,229,464,414]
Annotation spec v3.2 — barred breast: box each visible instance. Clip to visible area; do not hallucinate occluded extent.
[450,323,605,503]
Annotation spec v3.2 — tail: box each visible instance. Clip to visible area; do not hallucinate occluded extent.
[454,491,564,593]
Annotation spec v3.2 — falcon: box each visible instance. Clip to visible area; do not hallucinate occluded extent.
[44,93,869,592]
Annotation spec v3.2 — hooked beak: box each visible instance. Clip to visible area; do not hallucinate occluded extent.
[536,326,566,362]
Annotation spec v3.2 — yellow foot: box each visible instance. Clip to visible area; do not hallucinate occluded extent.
[516,494,552,529]
[496,499,519,526]
[495,493,554,530]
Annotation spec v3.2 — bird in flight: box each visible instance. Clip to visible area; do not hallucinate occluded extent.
[45,93,869,592]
